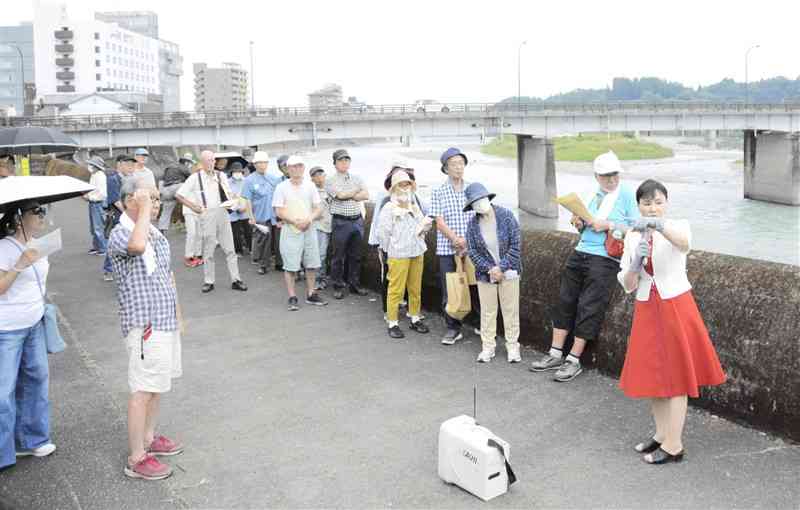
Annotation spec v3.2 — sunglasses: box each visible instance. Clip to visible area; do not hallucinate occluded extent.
[25,206,48,218]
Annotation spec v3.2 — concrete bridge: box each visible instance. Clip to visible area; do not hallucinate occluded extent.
[9,102,800,208]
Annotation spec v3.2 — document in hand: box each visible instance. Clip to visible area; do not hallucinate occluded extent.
[27,228,62,257]
[555,193,594,222]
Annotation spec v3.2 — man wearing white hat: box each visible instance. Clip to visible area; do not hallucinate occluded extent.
[530,150,639,382]
[271,156,327,310]
[243,151,281,275]
[176,150,247,293]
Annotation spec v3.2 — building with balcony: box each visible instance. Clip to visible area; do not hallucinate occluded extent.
[0,23,35,115]
[193,62,248,111]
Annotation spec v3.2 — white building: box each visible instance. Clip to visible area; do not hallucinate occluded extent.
[33,1,163,108]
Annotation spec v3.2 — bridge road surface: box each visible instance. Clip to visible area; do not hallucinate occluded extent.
[0,199,798,510]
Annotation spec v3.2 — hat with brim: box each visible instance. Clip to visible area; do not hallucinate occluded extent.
[389,170,416,193]
[134,148,149,156]
[252,151,269,164]
[593,150,623,175]
[179,153,195,165]
[286,155,304,167]
[309,166,325,177]
[463,182,496,212]
[87,156,107,171]
[116,154,136,163]
[332,149,351,162]
[440,147,468,174]
[384,162,415,191]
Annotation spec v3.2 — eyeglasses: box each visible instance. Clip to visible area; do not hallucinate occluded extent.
[26,207,47,218]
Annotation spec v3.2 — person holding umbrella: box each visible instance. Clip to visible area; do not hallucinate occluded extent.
[0,200,56,469]
[0,174,93,471]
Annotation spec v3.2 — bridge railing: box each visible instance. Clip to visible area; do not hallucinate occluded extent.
[5,102,800,131]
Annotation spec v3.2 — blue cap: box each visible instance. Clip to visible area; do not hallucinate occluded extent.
[440,147,467,174]
[463,182,496,212]
[134,148,149,156]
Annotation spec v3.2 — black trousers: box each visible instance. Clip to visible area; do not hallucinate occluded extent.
[330,216,364,289]
[251,221,272,269]
[271,223,283,269]
[230,219,251,254]
[552,250,620,342]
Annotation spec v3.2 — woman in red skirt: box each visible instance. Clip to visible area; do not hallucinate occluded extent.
[618,179,726,465]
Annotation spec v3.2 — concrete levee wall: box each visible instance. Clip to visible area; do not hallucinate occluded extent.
[359,204,800,441]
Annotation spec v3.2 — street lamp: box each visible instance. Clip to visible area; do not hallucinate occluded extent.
[249,40,255,110]
[745,44,760,106]
[517,40,527,112]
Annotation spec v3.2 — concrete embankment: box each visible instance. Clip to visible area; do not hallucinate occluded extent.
[360,205,800,441]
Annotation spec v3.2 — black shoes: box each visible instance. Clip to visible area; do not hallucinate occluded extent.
[388,326,405,339]
[409,320,430,334]
[635,438,662,454]
[287,296,299,311]
[231,280,248,291]
[201,283,214,293]
[305,293,328,306]
[643,447,685,465]
[333,289,345,300]
[349,286,368,296]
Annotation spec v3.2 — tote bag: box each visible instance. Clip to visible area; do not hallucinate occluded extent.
[445,256,472,320]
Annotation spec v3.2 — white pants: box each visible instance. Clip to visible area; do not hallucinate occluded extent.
[184,213,202,258]
[201,207,241,285]
[125,328,182,394]
[477,279,520,350]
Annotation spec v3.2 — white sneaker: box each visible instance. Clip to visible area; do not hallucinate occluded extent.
[473,328,481,336]
[476,348,495,363]
[507,344,522,363]
[16,443,56,458]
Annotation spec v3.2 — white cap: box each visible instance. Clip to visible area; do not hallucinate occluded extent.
[253,151,269,163]
[593,150,623,175]
[286,155,304,166]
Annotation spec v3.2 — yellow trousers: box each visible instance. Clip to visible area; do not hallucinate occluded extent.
[387,256,424,322]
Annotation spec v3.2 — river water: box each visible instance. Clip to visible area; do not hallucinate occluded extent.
[276,136,799,266]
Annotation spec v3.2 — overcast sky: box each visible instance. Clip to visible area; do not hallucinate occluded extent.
[9,0,800,110]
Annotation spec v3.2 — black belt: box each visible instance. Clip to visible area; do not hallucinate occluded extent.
[333,214,361,221]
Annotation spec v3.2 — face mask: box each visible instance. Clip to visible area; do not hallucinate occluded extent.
[472,198,492,214]
[232,172,243,180]
[393,190,411,203]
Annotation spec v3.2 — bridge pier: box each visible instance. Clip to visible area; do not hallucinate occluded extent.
[517,135,558,218]
[744,130,800,206]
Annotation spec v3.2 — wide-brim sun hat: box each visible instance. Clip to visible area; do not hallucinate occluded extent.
[593,150,623,175]
[440,147,468,174]
[463,182,496,212]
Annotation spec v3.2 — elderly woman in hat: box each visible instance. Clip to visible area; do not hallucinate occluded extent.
[464,183,522,363]
[368,161,426,321]
[0,200,56,468]
[530,150,639,382]
[377,171,432,338]
[618,179,725,464]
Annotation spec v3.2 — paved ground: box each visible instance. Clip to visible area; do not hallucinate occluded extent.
[0,200,798,510]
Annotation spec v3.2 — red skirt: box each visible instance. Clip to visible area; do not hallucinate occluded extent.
[619,286,726,398]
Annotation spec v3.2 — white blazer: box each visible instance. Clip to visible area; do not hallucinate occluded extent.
[617,219,693,301]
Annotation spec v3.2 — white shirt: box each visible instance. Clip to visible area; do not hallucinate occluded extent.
[479,213,500,264]
[618,219,693,301]
[272,179,320,234]
[87,170,107,203]
[0,237,50,330]
[132,166,157,188]
[177,170,232,211]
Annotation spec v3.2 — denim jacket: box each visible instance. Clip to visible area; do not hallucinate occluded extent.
[466,205,522,283]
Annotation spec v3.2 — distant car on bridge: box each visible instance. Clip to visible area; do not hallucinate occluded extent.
[413,100,451,113]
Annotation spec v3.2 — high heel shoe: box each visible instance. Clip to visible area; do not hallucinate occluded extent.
[634,438,662,454]
[643,447,685,465]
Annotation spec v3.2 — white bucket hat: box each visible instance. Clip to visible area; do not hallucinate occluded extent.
[593,150,623,175]
[252,151,269,163]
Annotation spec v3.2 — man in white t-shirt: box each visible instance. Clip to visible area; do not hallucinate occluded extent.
[272,156,327,311]
[132,148,157,188]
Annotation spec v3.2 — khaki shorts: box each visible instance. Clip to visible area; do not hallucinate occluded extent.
[125,328,182,394]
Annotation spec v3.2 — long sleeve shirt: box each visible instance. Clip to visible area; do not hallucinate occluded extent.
[87,170,107,203]
[466,205,521,283]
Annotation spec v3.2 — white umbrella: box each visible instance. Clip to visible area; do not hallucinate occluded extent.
[0,175,94,210]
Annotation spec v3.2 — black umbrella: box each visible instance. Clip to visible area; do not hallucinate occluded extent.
[0,126,79,155]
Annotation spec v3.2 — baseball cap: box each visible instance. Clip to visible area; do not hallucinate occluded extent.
[252,151,270,163]
[286,155,304,166]
[134,148,149,156]
[593,150,623,175]
[309,166,325,177]
[116,154,136,163]
[332,149,350,162]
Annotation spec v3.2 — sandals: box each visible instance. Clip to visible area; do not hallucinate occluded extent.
[643,447,685,465]
[634,438,662,454]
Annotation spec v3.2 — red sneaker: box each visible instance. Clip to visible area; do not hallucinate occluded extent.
[124,454,172,480]
[147,435,184,457]
[184,257,195,268]
[192,257,204,267]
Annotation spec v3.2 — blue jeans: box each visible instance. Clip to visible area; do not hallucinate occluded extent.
[88,202,107,253]
[0,320,50,468]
